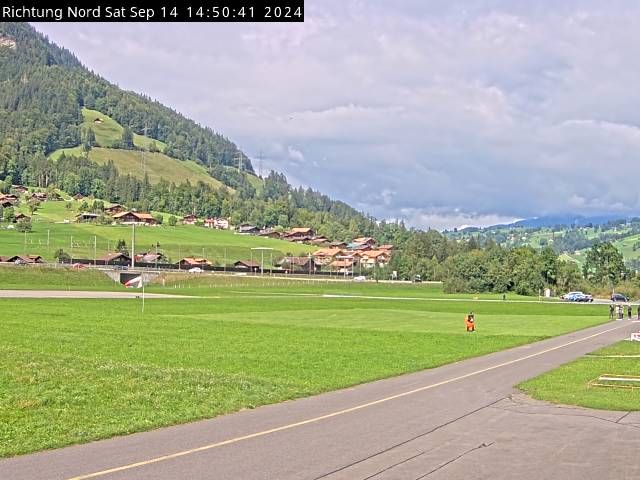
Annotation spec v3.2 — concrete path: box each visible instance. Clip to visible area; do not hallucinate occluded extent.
[0,290,193,299]
[1,320,638,480]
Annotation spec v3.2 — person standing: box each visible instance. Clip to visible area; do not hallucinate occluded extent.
[465,312,475,332]
[609,304,615,320]
[637,304,640,320]
[628,304,633,320]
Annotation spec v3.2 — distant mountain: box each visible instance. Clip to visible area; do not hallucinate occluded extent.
[487,214,636,230]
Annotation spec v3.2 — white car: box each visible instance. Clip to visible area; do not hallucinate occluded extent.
[188,267,203,273]
[353,276,366,282]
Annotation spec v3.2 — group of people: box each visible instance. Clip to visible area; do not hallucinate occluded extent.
[609,303,640,320]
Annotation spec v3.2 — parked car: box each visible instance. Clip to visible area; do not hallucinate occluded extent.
[413,274,423,283]
[71,263,86,270]
[575,293,593,302]
[353,275,366,282]
[611,293,629,303]
[561,291,584,301]
[188,267,203,273]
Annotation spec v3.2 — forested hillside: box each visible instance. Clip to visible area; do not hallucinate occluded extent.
[0,22,250,172]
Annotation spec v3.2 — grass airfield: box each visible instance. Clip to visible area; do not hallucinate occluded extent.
[0,267,623,457]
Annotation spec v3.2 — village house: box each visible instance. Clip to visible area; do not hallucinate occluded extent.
[359,250,390,268]
[13,213,30,223]
[309,236,329,246]
[73,193,85,200]
[76,212,100,223]
[204,217,230,229]
[279,256,318,273]
[378,244,394,252]
[99,252,131,266]
[312,247,343,266]
[283,227,315,242]
[353,237,377,247]
[11,185,28,194]
[182,214,198,225]
[346,242,372,252]
[237,224,260,235]
[329,241,348,249]
[259,228,281,239]
[177,257,212,268]
[0,194,18,206]
[29,192,48,202]
[233,260,261,272]
[0,254,44,264]
[112,211,158,225]
[329,257,355,274]
[135,252,168,264]
[104,204,125,215]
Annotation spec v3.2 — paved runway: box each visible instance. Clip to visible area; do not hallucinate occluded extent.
[0,289,192,299]
[1,320,638,480]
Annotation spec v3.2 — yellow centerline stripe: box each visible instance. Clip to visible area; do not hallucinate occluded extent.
[68,322,629,480]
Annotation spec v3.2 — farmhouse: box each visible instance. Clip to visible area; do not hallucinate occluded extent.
[279,256,317,273]
[353,237,377,247]
[283,227,315,242]
[135,252,167,264]
[237,224,259,235]
[76,212,100,223]
[259,228,281,238]
[112,211,158,225]
[13,213,30,222]
[310,236,329,245]
[104,204,125,215]
[0,194,18,205]
[29,192,48,202]
[312,247,343,266]
[359,250,390,268]
[99,252,131,266]
[329,258,355,274]
[204,217,229,229]
[329,241,348,249]
[177,257,212,268]
[11,185,27,194]
[0,254,44,264]
[234,260,260,272]
[379,244,394,252]
[182,214,198,225]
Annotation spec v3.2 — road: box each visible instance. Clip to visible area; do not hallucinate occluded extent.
[0,290,194,299]
[1,320,638,480]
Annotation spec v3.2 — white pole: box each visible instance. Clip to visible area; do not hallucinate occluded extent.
[131,223,135,269]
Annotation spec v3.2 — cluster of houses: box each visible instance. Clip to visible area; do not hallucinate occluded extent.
[0,254,44,264]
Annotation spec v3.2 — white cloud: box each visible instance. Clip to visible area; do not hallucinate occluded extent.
[32,1,640,228]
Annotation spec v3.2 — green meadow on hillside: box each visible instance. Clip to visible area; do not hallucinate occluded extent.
[0,201,313,265]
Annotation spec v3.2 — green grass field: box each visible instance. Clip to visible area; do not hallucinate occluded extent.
[0,271,611,457]
[0,201,313,265]
[0,265,118,290]
[519,340,640,411]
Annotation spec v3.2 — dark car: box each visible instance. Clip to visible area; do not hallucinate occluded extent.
[611,293,629,302]
[413,274,422,283]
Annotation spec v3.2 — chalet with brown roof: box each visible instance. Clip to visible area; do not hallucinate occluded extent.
[234,260,260,272]
[360,250,390,268]
[329,258,355,273]
[312,247,343,266]
[329,241,348,249]
[76,212,100,223]
[309,236,329,245]
[279,256,317,273]
[0,194,18,206]
[99,252,131,266]
[14,213,30,222]
[104,204,125,215]
[135,252,168,264]
[112,211,158,225]
[0,254,44,264]
[177,257,212,268]
[283,227,315,242]
[237,224,259,235]
[259,228,281,239]
[182,214,198,225]
[353,237,377,247]
[11,185,27,194]
[29,192,48,202]
[378,244,394,252]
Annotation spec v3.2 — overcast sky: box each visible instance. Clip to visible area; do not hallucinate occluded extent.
[33,0,640,230]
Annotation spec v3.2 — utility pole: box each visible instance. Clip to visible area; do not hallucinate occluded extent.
[131,223,136,269]
[94,235,97,266]
[70,235,73,263]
